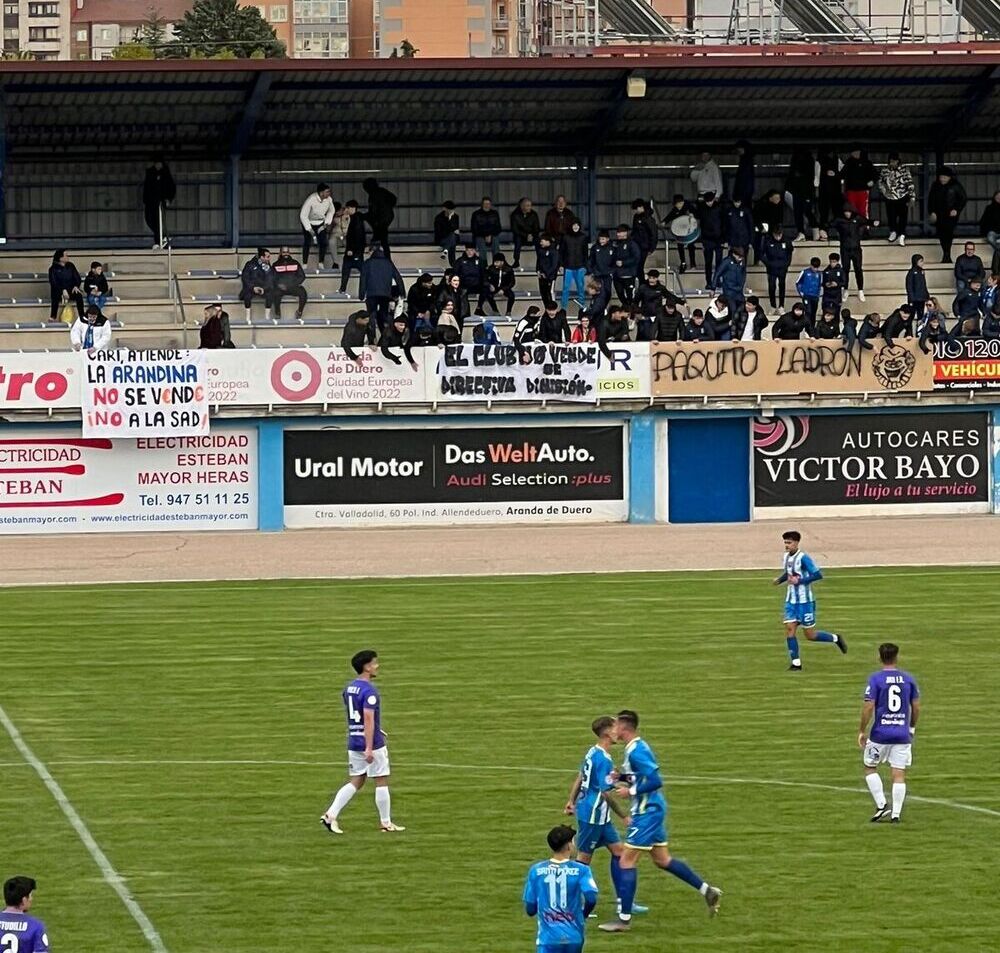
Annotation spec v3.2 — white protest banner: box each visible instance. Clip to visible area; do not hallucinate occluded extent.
[434,343,600,402]
[81,349,209,438]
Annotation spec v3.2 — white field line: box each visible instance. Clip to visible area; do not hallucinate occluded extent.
[0,703,169,953]
[0,756,996,820]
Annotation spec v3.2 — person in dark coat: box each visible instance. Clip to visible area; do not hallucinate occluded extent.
[512,305,541,353]
[753,189,785,265]
[682,309,715,343]
[588,230,614,298]
[544,196,574,240]
[598,305,632,358]
[635,269,685,319]
[455,244,485,299]
[828,205,877,297]
[200,303,232,348]
[816,147,843,227]
[785,147,818,240]
[480,252,517,316]
[858,312,885,350]
[905,254,929,327]
[733,139,755,205]
[919,312,950,353]
[928,167,967,263]
[538,302,572,343]
[724,197,754,256]
[630,198,658,277]
[821,252,846,317]
[979,190,1000,273]
[240,248,275,320]
[610,225,641,306]
[882,304,915,344]
[470,197,503,264]
[510,197,541,268]
[362,178,397,256]
[559,219,589,311]
[436,273,470,329]
[83,261,110,312]
[473,319,501,345]
[654,297,687,342]
[407,272,438,322]
[338,200,367,294]
[434,200,461,266]
[712,246,747,315]
[380,314,417,370]
[340,309,373,364]
[661,194,698,273]
[734,295,769,341]
[696,191,725,288]
[772,303,807,340]
[48,249,84,322]
[272,246,308,319]
[841,146,876,219]
[142,157,175,247]
[953,279,983,323]
[812,308,841,341]
[761,227,794,311]
[954,242,985,292]
[583,275,611,329]
[359,244,405,342]
[535,234,560,309]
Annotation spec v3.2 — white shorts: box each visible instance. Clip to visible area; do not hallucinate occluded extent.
[348,746,391,778]
[863,741,912,770]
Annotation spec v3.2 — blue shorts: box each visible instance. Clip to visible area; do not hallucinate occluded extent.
[784,600,816,627]
[575,819,620,855]
[625,809,668,850]
[539,945,582,953]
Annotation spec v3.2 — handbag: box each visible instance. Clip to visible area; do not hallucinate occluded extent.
[60,302,77,324]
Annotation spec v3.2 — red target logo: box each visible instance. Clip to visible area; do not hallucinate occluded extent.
[270,351,322,402]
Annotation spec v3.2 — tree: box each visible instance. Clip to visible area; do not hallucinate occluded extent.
[112,41,155,60]
[173,0,284,58]
[139,6,167,51]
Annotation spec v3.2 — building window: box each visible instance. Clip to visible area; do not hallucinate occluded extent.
[76,28,88,41]
[3,27,17,39]
[3,3,17,14]
[294,29,348,56]
[494,34,507,52]
[99,27,112,41]
[28,26,59,40]
[270,4,287,21]
[28,2,59,15]
[294,0,348,24]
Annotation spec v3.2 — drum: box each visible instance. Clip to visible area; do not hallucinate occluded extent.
[669,212,701,246]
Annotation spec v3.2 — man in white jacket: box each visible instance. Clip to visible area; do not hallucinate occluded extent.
[70,305,112,355]
[300,182,334,269]
[690,152,723,199]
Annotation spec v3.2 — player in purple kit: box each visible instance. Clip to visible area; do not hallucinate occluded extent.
[859,642,921,823]
[1,876,49,953]
[320,649,405,835]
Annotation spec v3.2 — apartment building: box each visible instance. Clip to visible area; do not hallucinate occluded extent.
[3,0,71,59]
[70,0,190,60]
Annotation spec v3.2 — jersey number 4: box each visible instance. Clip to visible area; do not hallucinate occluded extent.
[544,869,569,908]
[347,696,362,724]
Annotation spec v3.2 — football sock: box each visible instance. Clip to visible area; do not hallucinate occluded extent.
[786,636,800,663]
[891,782,906,818]
[665,858,704,892]
[865,773,887,809]
[375,787,392,825]
[610,854,624,898]
[815,631,836,643]
[617,867,637,919]
[326,782,357,819]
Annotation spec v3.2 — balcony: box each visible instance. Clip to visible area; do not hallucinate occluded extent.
[493,17,509,30]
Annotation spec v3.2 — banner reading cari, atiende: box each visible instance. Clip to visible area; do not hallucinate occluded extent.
[651,339,932,397]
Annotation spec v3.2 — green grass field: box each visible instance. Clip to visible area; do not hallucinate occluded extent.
[2,568,1000,953]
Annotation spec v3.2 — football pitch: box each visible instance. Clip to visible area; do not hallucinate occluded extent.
[2,567,999,953]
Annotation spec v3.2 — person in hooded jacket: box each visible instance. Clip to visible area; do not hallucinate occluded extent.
[473,319,501,345]
[340,309,372,363]
[272,247,308,319]
[919,312,950,353]
[362,178,397,256]
[704,294,731,340]
[682,309,715,343]
[772,303,807,340]
[905,254,929,327]
[661,194,698,273]
[380,313,418,369]
[630,199,658,277]
[813,308,841,341]
[337,200,367,294]
[512,305,541,354]
[559,219,589,311]
[857,312,885,349]
[359,244,405,342]
[733,140,755,205]
[83,262,110,312]
[48,249,84,322]
[70,304,112,355]
[407,273,438,323]
[481,252,517,316]
[725,197,754,255]
[878,153,916,245]
[412,315,436,347]
[696,191,725,287]
[761,227,794,311]
[840,147,876,219]
[753,189,785,265]
[712,247,747,317]
[510,197,541,269]
[927,167,967,263]
[538,302,572,344]
[536,234,560,309]
[654,297,687,342]
[785,147,819,241]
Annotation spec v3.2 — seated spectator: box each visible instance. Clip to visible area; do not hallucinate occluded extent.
[434,200,461,265]
[599,304,632,357]
[841,308,860,350]
[882,304,915,344]
[951,316,981,341]
[412,315,436,347]
[380,313,417,369]
[470,196,502,263]
[544,195,574,240]
[70,304,111,355]
[772,302,807,340]
[455,243,484,302]
[48,249,84,323]
[735,295,768,341]
[538,302,571,343]
[272,247,308,319]
[571,313,597,342]
[83,261,110,312]
[436,301,462,345]
[979,273,999,316]
[922,296,948,332]
[919,312,949,353]
[682,308,715,342]
[481,253,517,317]
[510,197,540,268]
[359,243,406,343]
[240,248,275,321]
[200,304,232,348]
[954,242,985,292]
[407,273,437,323]
[340,309,372,364]
[473,319,501,345]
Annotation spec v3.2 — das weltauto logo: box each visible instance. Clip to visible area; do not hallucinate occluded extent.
[0,438,122,508]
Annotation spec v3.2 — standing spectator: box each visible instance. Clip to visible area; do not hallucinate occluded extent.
[481,252,517,317]
[919,312,949,352]
[772,302,807,340]
[299,183,334,269]
[571,312,598,342]
[829,205,877,300]
[559,219,589,311]
[816,147,843,228]
[407,272,437,323]
[513,305,541,351]
[240,247,275,321]
[470,197,502,264]
[980,273,999,317]
[953,279,983,324]
[682,309,715,342]
[359,244,405,342]
[535,234,560,309]
[858,312,885,349]
[905,254,929,327]
[813,308,841,341]
[510,197,541,269]
[982,298,1000,339]
[538,302,572,343]
[785,147,819,241]
[583,275,611,328]
[599,304,633,357]
[882,304,916,344]
[435,301,463,345]
[340,309,372,364]
[48,249,84,323]
[635,269,685,321]
[654,296,687,342]
[928,167,967,263]
[979,190,1000,273]
[544,195,574,240]
[761,226,794,312]
[610,224,640,306]
[328,201,349,269]
[380,313,418,370]
[436,273,470,330]
[662,194,699,274]
[455,243,485,306]
[338,200,367,294]
[199,304,227,349]
[841,146,876,219]
[735,296,769,341]
[954,242,985,293]
[753,189,785,264]
[588,230,614,301]
[630,198,658,276]
[713,246,748,317]
[83,261,110,312]
[690,151,723,199]
[696,191,725,289]
[795,257,823,326]
[362,178,397,256]
[821,252,846,318]
[878,153,915,246]
[733,139,755,205]
[725,196,754,257]
[70,303,111,354]
[706,294,732,341]
[434,200,461,266]
[142,156,175,248]
[272,246,308,319]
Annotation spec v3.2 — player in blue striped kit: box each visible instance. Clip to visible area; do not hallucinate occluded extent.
[773,530,847,671]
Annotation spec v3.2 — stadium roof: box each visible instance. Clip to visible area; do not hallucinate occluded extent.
[1,45,1000,160]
